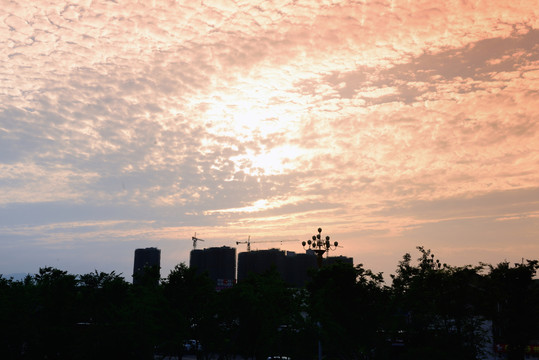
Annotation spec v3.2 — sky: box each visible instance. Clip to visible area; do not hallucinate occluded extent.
[1,0,538,282]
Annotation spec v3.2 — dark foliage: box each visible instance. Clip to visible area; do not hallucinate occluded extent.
[0,249,538,360]
[390,248,488,359]
[306,262,388,359]
[486,260,539,360]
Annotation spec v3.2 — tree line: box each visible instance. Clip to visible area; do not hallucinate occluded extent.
[1,246,538,360]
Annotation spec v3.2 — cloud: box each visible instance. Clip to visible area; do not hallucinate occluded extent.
[1,0,538,278]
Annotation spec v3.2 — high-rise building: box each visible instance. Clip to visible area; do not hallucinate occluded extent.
[284,251,318,287]
[238,249,320,287]
[237,248,287,282]
[133,247,161,285]
[190,246,236,290]
[238,249,354,287]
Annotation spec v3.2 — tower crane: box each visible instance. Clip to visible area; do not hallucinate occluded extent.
[235,236,297,252]
[191,233,205,250]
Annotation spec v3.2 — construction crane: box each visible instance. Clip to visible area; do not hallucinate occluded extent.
[191,233,205,250]
[235,236,297,252]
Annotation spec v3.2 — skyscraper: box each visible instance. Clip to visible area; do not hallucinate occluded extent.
[133,247,161,285]
[190,246,236,290]
[237,249,354,287]
[237,248,287,282]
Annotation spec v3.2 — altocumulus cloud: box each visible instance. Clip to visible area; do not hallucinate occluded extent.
[0,0,538,279]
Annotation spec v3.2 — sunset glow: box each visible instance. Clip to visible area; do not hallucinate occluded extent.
[1,0,538,279]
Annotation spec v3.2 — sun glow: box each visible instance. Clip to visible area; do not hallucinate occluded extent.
[205,195,306,215]
[204,100,298,139]
[201,90,306,176]
[230,144,306,176]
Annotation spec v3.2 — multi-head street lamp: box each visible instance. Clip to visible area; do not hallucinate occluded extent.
[302,227,339,268]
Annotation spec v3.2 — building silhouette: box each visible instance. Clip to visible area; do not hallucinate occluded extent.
[190,246,236,290]
[187,245,354,289]
[237,248,354,287]
[324,255,354,267]
[238,248,288,282]
[133,247,161,285]
[284,251,318,287]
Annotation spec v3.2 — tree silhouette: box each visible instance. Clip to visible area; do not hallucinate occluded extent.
[0,275,35,359]
[1,250,537,360]
[161,263,215,358]
[486,260,539,360]
[76,270,132,359]
[306,261,388,359]
[213,268,302,360]
[391,247,489,359]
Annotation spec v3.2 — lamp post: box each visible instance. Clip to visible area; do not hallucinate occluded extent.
[302,227,339,268]
[301,228,339,360]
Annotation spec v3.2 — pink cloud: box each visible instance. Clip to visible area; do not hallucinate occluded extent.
[0,0,538,279]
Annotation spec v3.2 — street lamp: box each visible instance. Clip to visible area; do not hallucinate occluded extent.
[302,227,339,268]
[301,228,339,360]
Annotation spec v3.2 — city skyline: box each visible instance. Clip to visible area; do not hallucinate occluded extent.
[1,1,538,280]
